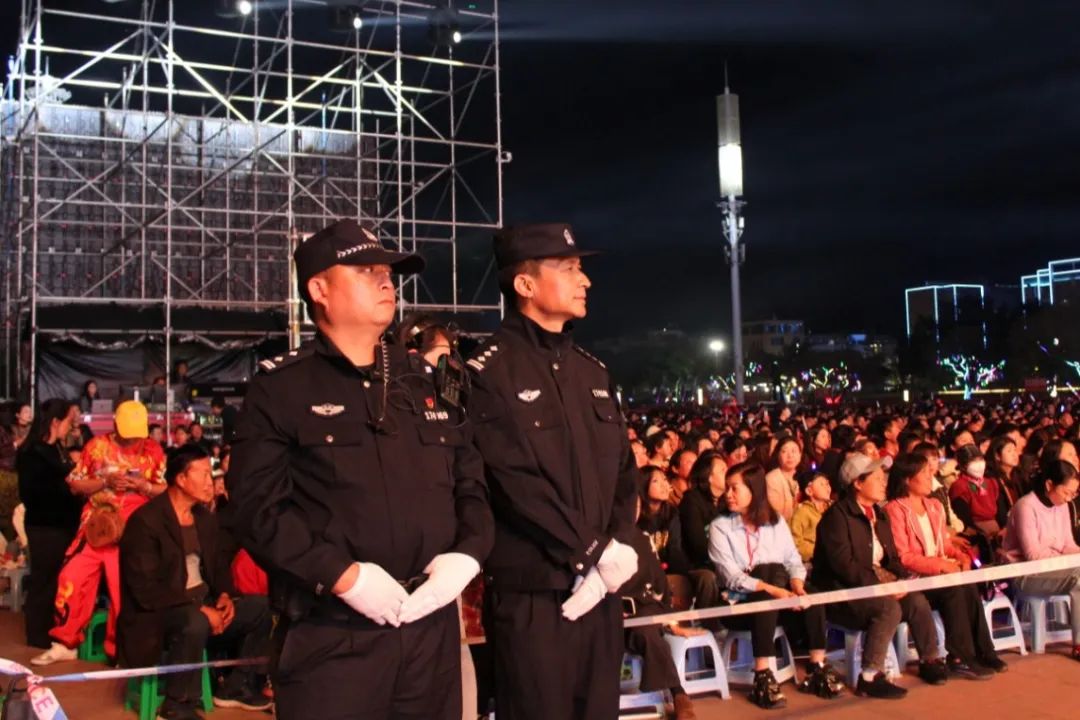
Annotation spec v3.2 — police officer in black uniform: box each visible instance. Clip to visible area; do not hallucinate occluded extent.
[466,223,640,720]
[226,219,493,720]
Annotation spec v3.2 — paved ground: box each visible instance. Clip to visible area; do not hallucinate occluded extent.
[3,609,1080,718]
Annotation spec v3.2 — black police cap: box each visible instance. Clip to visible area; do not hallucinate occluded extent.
[294,219,425,300]
[493,223,599,270]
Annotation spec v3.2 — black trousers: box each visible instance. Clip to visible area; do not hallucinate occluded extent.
[161,595,271,713]
[487,590,622,720]
[625,602,682,694]
[723,590,828,658]
[24,525,76,648]
[923,585,996,662]
[272,603,460,720]
[687,568,722,610]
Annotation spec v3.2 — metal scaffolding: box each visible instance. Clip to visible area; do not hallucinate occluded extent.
[1,0,505,400]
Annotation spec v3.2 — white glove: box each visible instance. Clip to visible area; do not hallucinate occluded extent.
[336,562,409,627]
[398,553,481,624]
[561,567,607,621]
[596,539,638,593]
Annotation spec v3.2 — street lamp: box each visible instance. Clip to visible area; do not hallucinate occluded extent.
[717,77,746,404]
[708,339,725,371]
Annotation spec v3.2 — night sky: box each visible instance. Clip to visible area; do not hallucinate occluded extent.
[5,1,1080,343]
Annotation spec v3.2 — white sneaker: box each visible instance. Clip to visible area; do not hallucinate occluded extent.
[30,642,77,666]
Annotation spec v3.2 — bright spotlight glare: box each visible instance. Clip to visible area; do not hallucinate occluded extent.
[708,339,725,353]
[237,0,253,16]
[452,30,463,43]
[352,14,363,30]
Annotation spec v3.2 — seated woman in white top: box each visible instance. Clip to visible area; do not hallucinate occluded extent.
[1003,459,1080,662]
[709,462,844,710]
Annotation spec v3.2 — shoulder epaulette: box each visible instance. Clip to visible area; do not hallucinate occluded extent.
[466,341,503,374]
[257,345,314,374]
[573,344,607,370]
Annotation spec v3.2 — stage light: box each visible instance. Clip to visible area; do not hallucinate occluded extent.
[452,29,463,44]
[237,0,253,16]
[353,14,363,30]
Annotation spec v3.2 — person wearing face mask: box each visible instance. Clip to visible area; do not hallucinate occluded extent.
[948,444,1002,551]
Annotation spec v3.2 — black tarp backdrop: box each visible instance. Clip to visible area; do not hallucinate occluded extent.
[34,339,279,402]
[28,305,289,402]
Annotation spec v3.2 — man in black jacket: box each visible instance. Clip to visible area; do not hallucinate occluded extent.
[467,223,639,720]
[119,445,271,720]
[227,219,493,720]
[811,454,945,699]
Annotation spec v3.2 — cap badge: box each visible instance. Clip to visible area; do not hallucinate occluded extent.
[517,389,541,403]
[311,403,346,417]
[362,227,379,243]
[563,228,575,246]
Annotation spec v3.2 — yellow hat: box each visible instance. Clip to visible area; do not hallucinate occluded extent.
[115,400,149,439]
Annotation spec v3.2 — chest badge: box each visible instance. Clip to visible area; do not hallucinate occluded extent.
[310,403,346,417]
[591,388,610,399]
[517,389,541,403]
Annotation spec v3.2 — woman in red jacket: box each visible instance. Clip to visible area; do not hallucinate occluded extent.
[885,453,1005,679]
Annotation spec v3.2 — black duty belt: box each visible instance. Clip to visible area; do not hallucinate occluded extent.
[398,573,429,593]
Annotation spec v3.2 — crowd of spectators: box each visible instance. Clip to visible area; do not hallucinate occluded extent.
[2,392,268,720]
[4,383,1080,717]
[618,396,1080,709]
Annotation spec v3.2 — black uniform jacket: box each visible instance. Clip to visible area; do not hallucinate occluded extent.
[809,493,907,591]
[466,311,639,591]
[118,493,236,668]
[226,332,493,616]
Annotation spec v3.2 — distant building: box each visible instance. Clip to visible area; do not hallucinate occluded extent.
[743,319,805,357]
[904,284,986,350]
[1021,258,1080,308]
[805,333,897,359]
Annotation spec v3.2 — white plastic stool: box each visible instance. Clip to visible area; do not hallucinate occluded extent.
[826,624,902,688]
[720,625,796,687]
[1019,594,1073,654]
[621,653,644,692]
[893,613,947,664]
[664,632,731,699]
[0,566,28,612]
[982,593,1027,655]
[618,690,666,718]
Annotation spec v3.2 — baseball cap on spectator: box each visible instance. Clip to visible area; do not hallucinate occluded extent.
[644,425,662,438]
[838,453,891,486]
[115,400,149,439]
